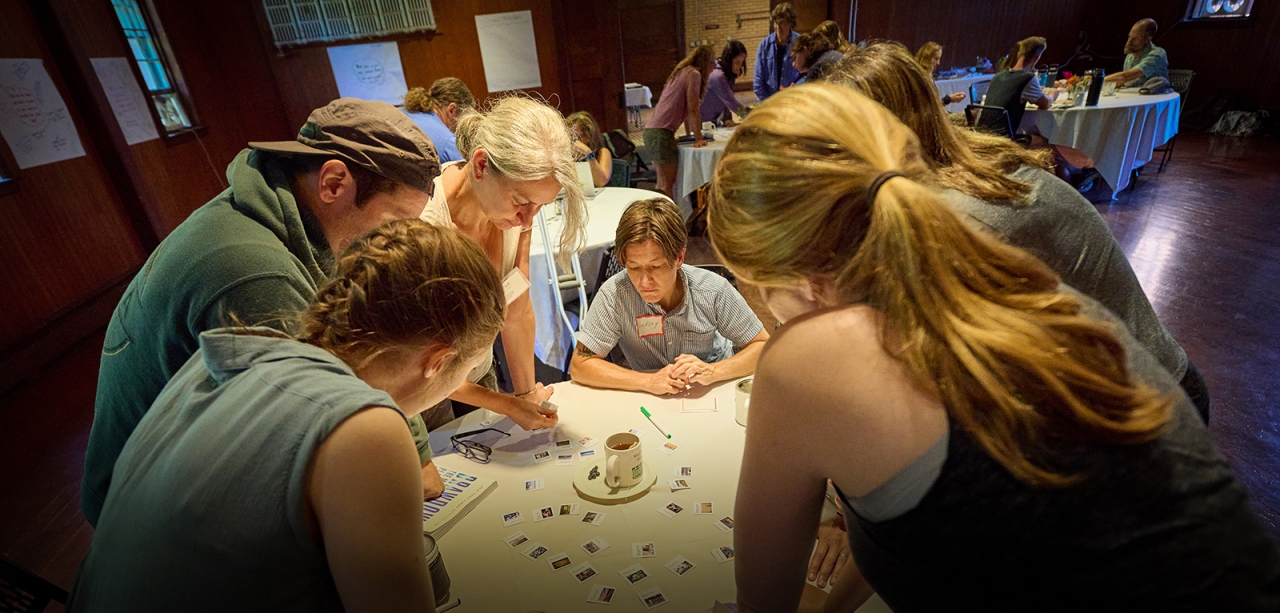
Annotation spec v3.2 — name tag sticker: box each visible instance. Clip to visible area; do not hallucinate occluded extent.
[503,268,530,305]
[636,314,665,338]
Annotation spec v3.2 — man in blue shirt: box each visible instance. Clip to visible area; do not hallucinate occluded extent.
[403,77,475,163]
[1104,18,1169,88]
[753,3,801,101]
[571,198,768,395]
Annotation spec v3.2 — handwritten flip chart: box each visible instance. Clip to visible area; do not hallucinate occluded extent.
[90,57,160,145]
[475,11,542,92]
[326,41,408,105]
[0,59,87,169]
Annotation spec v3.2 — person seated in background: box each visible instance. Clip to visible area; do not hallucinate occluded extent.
[570,198,768,395]
[82,99,443,528]
[403,77,475,163]
[791,32,840,85]
[828,42,1211,423]
[813,20,853,54]
[1009,36,1051,109]
[701,40,748,127]
[567,111,613,187]
[66,221,506,613]
[753,2,800,100]
[645,45,715,197]
[915,41,966,106]
[1105,18,1168,88]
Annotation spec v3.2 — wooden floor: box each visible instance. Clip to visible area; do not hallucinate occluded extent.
[1,132,1277,597]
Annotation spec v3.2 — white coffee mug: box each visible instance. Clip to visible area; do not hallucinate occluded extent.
[604,432,643,488]
[735,378,752,427]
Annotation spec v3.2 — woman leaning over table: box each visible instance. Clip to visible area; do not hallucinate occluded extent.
[67,221,507,612]
[701,40,748,127]
[418,96,587,432]
[567,110,613,187]
[827,41,1211,424]
[714,84,1280,613]
[644,44,714,198]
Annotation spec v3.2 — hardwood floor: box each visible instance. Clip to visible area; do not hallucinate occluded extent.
[0,132,1276,598]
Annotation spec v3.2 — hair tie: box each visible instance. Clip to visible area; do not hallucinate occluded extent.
[866,171,905,203]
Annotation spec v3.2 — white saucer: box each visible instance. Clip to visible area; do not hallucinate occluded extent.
[572,458,658,504]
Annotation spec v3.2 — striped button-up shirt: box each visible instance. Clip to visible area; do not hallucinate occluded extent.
[578,265,764,372]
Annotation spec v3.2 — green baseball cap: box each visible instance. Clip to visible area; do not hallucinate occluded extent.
[249,97,440,194]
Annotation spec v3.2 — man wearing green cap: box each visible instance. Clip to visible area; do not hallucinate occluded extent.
[82,99,441,527]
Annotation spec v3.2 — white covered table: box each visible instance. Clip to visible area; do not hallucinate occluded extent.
[426,381,893,612]
[1021,91,1181,198]
[935,73,993,113]
[625,83,654,128]
[530,187,671,368]
[674,127,734,218]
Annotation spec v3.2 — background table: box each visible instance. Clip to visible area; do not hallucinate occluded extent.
[935,73,993,113]
[625,84,654,128]
[674,127,735,218]
[1021,91,1181,198]
[427,380,893,612]
[530,187,671,368]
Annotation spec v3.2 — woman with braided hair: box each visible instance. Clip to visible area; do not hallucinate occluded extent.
[714,84,1279,612]
[67,220,506,612]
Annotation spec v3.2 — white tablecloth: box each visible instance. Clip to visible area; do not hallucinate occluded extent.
[625,84,654,109]
[427,381,893,612]
[935,73,993,113]
[1021,92,1181,198]
[530,187,671,368]
[674,127,734,218]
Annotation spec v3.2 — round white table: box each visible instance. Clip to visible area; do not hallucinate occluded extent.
[674,127,735,218]
[425,380,893,612]
[1020,91,1181,198]
[935,73,993,113]
[530,187,671,368]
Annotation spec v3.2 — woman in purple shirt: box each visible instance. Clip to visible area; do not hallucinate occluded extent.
[701,40,748,126]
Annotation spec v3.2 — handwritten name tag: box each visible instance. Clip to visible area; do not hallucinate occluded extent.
[636,314,665,338]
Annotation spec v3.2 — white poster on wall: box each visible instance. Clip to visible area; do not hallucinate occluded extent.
[90,57,160,145]
[475,10,542,92]
[326,41,408,105]
[0,59,86,169]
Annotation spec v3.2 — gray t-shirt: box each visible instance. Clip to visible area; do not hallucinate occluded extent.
[942,166,1187,379]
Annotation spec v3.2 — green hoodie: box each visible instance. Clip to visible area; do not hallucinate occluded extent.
[82,149,334,526]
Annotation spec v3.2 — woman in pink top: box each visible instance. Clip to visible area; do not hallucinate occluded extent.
[644,45,714,197]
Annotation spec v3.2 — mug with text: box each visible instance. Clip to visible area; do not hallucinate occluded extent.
[604,432,643,488]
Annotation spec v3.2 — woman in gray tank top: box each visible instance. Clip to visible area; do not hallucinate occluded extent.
[711,85,1279,612]
[66,220,507,612]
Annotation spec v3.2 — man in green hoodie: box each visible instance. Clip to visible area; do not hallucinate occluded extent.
[82,99,441,527]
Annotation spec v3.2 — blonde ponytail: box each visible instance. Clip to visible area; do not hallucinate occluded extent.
[710,84,1172,487]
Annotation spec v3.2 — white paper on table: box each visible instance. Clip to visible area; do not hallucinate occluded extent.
[474,11,542,92]
[0,59,86,169]
[326,42,408,105]
[90,57,159,145]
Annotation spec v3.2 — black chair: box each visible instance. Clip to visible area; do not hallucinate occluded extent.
[606,158,631,188]
[969,79,992,106]
[0,556,67,612]
[967,70,1035,142]
[1154,69,1194,172]
[605,129,649,185]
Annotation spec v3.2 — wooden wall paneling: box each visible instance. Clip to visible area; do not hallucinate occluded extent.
[554,0,627,132]
[777,0,828,31]
[0,0,146,351]
[619,0,685,100]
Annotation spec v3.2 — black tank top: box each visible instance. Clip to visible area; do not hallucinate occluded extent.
[838,295,1280,611]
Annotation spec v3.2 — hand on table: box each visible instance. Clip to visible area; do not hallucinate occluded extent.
[645,365,688,396]
[422,460,445,500]
[948,92,967,104]
[671,354,717,386]
[808,514,850,589]
[693,138,707,148]
[508,384,559,430]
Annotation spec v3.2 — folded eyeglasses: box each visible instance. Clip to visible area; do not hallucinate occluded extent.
[449,428,510,464]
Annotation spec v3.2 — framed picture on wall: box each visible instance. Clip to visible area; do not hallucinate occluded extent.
[1185,0,1256,22]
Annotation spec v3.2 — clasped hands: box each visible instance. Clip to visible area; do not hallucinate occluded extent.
[645,354,716,395]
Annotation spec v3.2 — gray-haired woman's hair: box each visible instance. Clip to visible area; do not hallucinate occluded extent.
[454,96,587,263]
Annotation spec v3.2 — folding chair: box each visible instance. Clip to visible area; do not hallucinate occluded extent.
[1154,69,1194,172]
[0,555,67,612]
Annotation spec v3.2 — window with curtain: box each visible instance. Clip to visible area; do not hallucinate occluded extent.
[111,0,195,134]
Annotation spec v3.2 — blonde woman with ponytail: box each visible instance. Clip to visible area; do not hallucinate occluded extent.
[403,77,476,163]
[714,85,1280,613]
[417,95,586,432]
[68,221,506,612]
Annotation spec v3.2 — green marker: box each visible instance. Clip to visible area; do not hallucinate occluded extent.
[639,406,671,439]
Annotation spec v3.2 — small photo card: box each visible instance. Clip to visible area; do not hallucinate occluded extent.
[580,449,597,459]
[629,428,646,437]
[657,502,684,518]
[667,479,690,491]
[556,454,574,466]
[503,531,529,549]
[711,545,735,563]
[522,542,550,561]
[532,450,553,464]
[580,536,611,556]
[581,510,606,526]
[534,506,556,522]
[659,441,679,455]
[714,516,734,533]
[664,555,696,577]
[577,435,598,448]
[681,396,718,413]
[694,501,714,515]
[547,552,573,572]
[501,510,525,527]
[638,586,670,609]
[619,563,650,585]
[586,584,617,605]
[632,542,657,558]
[558,503,580,516]
[571,561,600,583]
[555,438,573,449]
[674,466,693,477]
[525,478,545,491]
